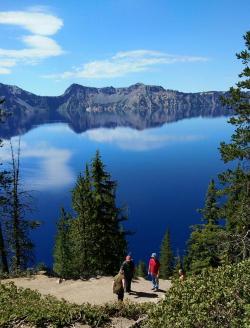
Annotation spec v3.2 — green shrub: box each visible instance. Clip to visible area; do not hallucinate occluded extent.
[135,261,147,278]
[102,300,152,320]
[36,262,48,272]
[0,268,36,279]
[143,260,250,328]
[0,282,151,327]
[0,282,109,327]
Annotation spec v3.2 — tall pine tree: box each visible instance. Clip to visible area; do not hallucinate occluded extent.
[218,31,250,262]
[71,164,96,277]
[90,151,127,274]
[53,151,127,278]
[4,138,39,271]
[199,179,219,225]
[186,180,222,273]
[53,208,73,278]
[135,260,147,278]
[159,228,173,279]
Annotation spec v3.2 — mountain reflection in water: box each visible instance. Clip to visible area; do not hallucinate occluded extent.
[0,101,233,139]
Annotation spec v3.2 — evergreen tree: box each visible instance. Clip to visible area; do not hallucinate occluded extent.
[53,151,127,278]
[199,179,219,225]
[218,31,250,261]
[53,208,73,278]
[90,151,127,274]
[0,100,39,273]
[186,180,222,274]
[159,228,173,279]
[4,138,39,271]
[135,260,147,278]
[70,164,96,277]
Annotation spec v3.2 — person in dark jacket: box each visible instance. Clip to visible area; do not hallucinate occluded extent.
[120,255,135,293]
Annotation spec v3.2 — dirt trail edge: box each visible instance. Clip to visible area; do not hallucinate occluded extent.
[4,274,171,305]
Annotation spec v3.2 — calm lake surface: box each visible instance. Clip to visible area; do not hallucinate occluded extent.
[1,116,233,267]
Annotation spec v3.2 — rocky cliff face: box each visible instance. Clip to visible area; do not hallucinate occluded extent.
[0,82,233,138]
[57,83,228,115]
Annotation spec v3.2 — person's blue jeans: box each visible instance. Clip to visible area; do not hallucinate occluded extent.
[150,274,159,289]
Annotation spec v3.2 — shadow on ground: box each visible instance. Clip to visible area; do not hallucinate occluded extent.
[129,291,158,299]
[154,288,166,293]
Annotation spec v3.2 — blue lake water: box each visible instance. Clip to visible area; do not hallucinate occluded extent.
[1,116,233,267]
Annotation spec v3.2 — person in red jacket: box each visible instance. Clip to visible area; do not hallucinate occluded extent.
[148,253,160,291]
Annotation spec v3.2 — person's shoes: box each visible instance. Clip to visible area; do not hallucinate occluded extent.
[151,287,156,290]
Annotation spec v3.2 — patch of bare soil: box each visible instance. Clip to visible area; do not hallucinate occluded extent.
[4,274,171,305]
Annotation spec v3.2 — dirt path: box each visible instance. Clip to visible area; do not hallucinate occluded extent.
[4,274,171,305]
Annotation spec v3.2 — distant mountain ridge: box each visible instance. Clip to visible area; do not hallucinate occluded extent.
[0,82,233,138]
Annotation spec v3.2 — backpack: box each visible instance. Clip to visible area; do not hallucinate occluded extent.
[113,274,122,294]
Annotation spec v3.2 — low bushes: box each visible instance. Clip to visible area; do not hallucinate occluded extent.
[0,282,107,327]
[2,261,249,327]
[101,301,152,320]
[0,282,151,327]
[143,260,250,328]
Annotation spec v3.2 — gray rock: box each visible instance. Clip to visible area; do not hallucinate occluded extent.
[0,82,233,139]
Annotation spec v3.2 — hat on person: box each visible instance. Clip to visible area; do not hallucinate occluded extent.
[126,255,132,261]
[151,253,157,258]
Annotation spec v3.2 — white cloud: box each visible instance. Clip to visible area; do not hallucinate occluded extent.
[0,10,63,35]
[0,59,17,74]
[0,59,16,67]
[24,147,74,190]
[0,35,63,60]
[85,127,205,151]
[0,9,64,74]
[45,49,208,80]
[0,140,74,190]
[0,67,11,74]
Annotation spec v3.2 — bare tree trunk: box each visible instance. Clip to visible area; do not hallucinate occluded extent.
[0,99,9,273]
[10,138,21,270]
[0,221,9,273]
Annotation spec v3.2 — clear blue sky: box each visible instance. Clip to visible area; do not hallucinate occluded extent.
[0,0,249,95]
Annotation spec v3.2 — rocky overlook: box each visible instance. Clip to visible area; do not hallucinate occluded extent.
[0,82,233,138]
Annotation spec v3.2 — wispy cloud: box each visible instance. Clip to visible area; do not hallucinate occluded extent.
[0,35,63,60]
[0,59,16,74]
[45,49,208,80]
[0,140,74,190]
[0,9,64,74]
[85,127,205,151]
[0,10,62,35]
[23,147,74,190]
